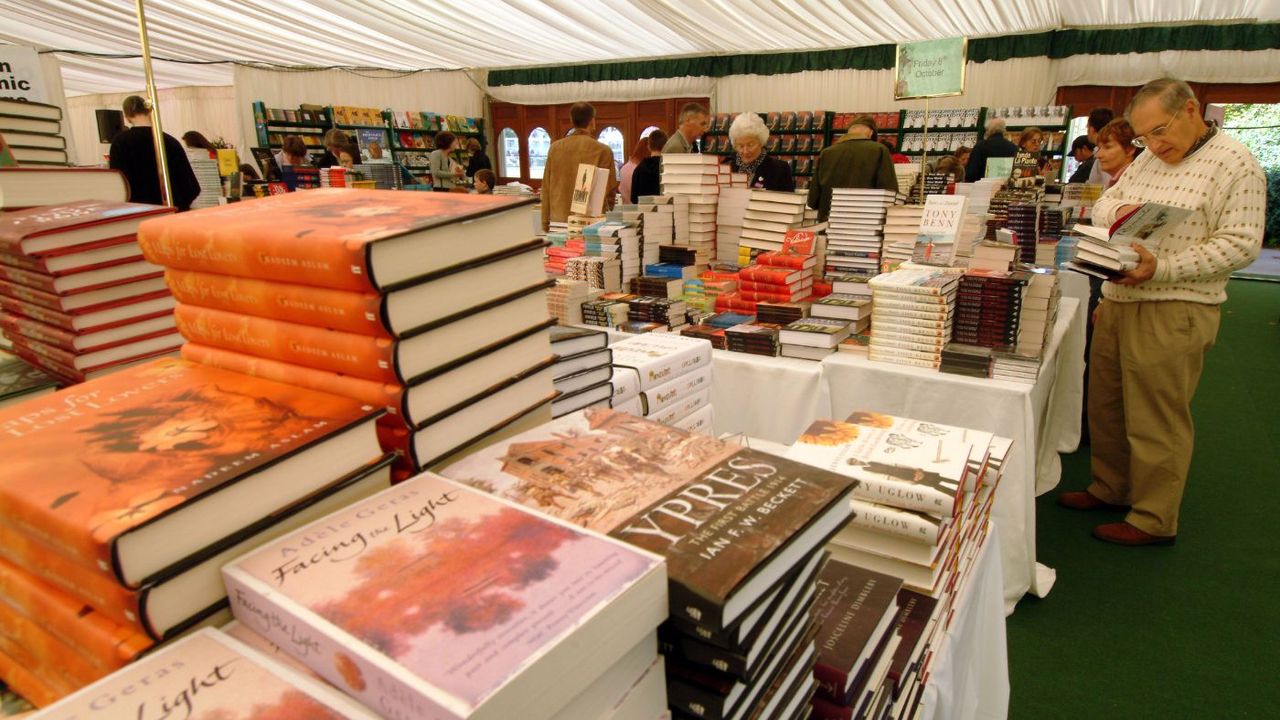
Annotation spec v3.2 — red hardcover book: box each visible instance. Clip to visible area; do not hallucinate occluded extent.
[6,341,177,385]
[0,201,171,256]
[0,310,175,353]
[0,358,384,590]
[0,260,162,296]
[0,293,175,334]
[0,275,169,314]
[0,236,145,276]
[756,249,816,270]
[715,294,759,314]
[138,188,537,292]
[738,265,809,285]
[5,330,182,373]
[738,288,811,303]
[738,278,812,294]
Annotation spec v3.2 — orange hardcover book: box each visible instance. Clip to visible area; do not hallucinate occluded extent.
[0,557,151,670]
[0,599,106,688]
[0,357,383,590]
[166,268,393,338]
[174,302,399,383]
[181,342,404,412]
[138,188,536,292]
[0,646,64,707]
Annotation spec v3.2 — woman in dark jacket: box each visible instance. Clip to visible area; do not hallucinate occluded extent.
[727,111,794,191]
[629,130,668,201]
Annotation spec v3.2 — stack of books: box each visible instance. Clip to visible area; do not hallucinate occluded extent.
[894,165,920,196]
[966,240,1017,273]
[881,205,924,272]
[282,165,320,190]
[756,300,809,326]
[224,471,669,720]
[139,189,557,475]
[549,325,613,418]
[831,273,873,299]
[609,333,712,430]
[187,157,221,210]
[587,219,643,287]
[779,317,852,361]
[739,190,807,261]
[952,269,1028,351]
[825,188,896,280]
[633,274,685,299]
[1004,203,1040,264]
[0,347,59,408]
[1036,207,1068,265]
[788,410,1013,717]
[680,322,728,350]
[320,166,350,188]
[954,180,1001,219]
[812,292,872,337]
[737,251,815,305]
[939,342,993,378]
[546,276,595,325]
[991,351,1042,384]
[1014,268,1060,357]
[566,254,623,292]
[439,408,859,720]
[0,99,68,166]
[582,295,631,328]
[983,186,1039,245]
[638,195,676,257]
[716,187,752,265]
[0,198,182,384]
[626,295,689,332]
[724,322,780,357]
[543,226,580,275]
[867,265,962,369]
[662,156,721,267]
[351,162,401,190]
[0,358,391,703]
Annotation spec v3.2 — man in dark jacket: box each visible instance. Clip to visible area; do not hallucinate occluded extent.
[964,118,1019,182]
[806,115,897,220]
[108,95,201,210]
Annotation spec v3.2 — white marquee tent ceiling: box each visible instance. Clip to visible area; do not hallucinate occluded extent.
[2,0,1278,95]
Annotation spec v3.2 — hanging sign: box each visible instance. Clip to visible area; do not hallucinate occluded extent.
[0,45,48,103]
[894,38,967,100]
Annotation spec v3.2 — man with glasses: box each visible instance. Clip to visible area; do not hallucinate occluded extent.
[1058,78,1265,545]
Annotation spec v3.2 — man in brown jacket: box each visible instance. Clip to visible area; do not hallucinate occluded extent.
[541,102,617,231]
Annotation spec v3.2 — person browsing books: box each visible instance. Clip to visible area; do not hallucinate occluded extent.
[540,102,618,231]
[1067,135,1097,183]
[429,132,465,190]
[964,118,1019,182]
[108,95,201,211]
[727,112,794,192]
[1057,78,1265,546]
[1093,119,1141,188]
[274,135,309,170]
[1085,107,1117,186]
[465,137,491,179]
[181,131,216,159]
[664,102,710,154]
[338,145,358,170]
[806,114,896,221]
[473,169,495,194]
[628,130,667,202]
[314,129,350,169]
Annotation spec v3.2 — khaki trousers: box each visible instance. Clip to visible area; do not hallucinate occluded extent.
[1087,299,1220,536]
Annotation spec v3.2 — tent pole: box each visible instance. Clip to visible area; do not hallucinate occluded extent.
[918,99,929,204]
[134,0,172,207]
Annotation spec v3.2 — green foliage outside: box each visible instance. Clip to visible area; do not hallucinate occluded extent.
[1222,104,1279,246]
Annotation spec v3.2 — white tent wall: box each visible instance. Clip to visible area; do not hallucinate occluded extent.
[64,86,238,166]
[1054,49,1280,86]
[231,65,484,156]
[36,52,76,162]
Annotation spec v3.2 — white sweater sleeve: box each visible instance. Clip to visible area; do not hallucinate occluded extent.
[1153,165,1266,283]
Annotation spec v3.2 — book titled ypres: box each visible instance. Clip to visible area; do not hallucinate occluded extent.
[439,408,857,631]
[0,358,383,590]
[30,628,379,719]
[222,473,667,720]
[610,332,712,391]
[786,419,969,518]
[136,188,537,293]
[811,559,903,706]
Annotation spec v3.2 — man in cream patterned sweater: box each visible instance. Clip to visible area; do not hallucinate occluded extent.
[1058,78,1265,545]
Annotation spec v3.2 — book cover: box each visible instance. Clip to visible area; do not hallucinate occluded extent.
[33,628,379,718]
[0,201,171,256]
[640,365,712,416]
[911,195,968,267]
[440,408,856,630]
[811,559,903,705]
[610,333,712,391]
[0,358,382,589]
[223,473,665,720]
[137,189,536,292]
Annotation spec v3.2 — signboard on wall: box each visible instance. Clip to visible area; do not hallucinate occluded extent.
[894,37,967,100]
[0,45,48,103]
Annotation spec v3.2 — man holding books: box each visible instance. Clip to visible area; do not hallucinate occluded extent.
[540,102,617,230]
[1058,78,1265,546]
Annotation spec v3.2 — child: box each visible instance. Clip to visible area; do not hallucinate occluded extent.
[473,168,495,194]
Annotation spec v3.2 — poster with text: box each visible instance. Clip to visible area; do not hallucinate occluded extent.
[894,37,967,100]
[0,45,48,103]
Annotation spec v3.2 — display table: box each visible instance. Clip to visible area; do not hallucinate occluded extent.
[710,351,831,445]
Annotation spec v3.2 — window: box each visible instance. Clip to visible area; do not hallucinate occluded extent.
[499,128,520,177]
[528,127,551,180]
[1062,116,1089,181]
[598,126,625,168]
[640,125,661,139]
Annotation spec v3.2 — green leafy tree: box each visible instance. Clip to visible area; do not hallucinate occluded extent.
[1223,104,1279,246]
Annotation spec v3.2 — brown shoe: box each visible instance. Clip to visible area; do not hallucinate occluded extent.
[1093,522,1176,546]
[1056,491,1130,511]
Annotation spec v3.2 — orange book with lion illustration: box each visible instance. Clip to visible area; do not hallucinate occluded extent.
[31,628,380,718]
[137,188,537,292]
[0,357,384,592]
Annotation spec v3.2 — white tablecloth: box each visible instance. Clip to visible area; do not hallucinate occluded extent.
[710,298,1087,612]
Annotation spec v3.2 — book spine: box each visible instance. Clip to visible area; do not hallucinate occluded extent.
[173,303,399,383]
[0,558,151,671]
[616,345,708,391]
[6,340,83,383]
[756,253,809,270]
[810,693,855,720]
[870,313,951,330]
[166,269,392,338]
[867,349,939,370]
[658,631,749,679]
[869,287,950,302]
[665,673,730,720]
[0,312,77,351]
[0,263,58,294]
[849,475,953,518]
[738,289,806,303]
[0,249,46,274]
[641,367,711,415]
[847,500,941,545]
[813,663,854,708]
[222,568,454,720]
[0,600,106,687]
[869,305,950,322]
[0,645,65,707]
[138,224,377,292]
[0,278,62,311]
[738,267,799,284]
[6,333,78,367]
[869,335,945,355]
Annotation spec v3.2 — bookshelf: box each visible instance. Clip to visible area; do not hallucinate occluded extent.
[986,105,1072,179]
[896,107,985,156]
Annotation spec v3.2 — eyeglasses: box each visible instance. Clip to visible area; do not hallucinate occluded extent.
[1131,110,1180,148]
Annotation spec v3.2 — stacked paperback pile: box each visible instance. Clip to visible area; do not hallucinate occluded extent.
[756,300,809,326]
[566,253,622,292]
[439,407,859,720]
[1036,207,1068,266]
[586,219,642,287]
[351,162,402,190]
[867,265,962,369]
[812,291,871,338]
[546,276,596,325]
[609,332,712,432]
[0,99,68,166]
[939,342,993,378]
[187,157,221,210]
[788,410,1012,718]
[736,249,815,305]
[638,195,676,254]
[716,187,752,265]
[724,322,780,357]
[825,188,897,280]
[780,317,853,361]
[320,166,350,188]
[894,165,920,196]
[582,295,631,328]
[222,471,670,720]
[993,268,1061,383]
[1002,202,1040,264]
[626,295,689,333]
[139,189,557,475]
[0,196,181,384]
[738,190,807,263]
[952,269,1029,351]
[881,205,924,272]
[549,325,613,418]
[966,240,1017,273]
[0,358,392,704]
[662,155,721,266]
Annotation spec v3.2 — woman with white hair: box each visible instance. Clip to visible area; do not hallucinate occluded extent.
[727,112,794,191]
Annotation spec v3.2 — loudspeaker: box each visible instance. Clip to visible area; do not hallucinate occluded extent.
[95,109,125,144]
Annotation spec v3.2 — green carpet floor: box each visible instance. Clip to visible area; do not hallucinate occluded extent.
[1006,279,1280,717]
